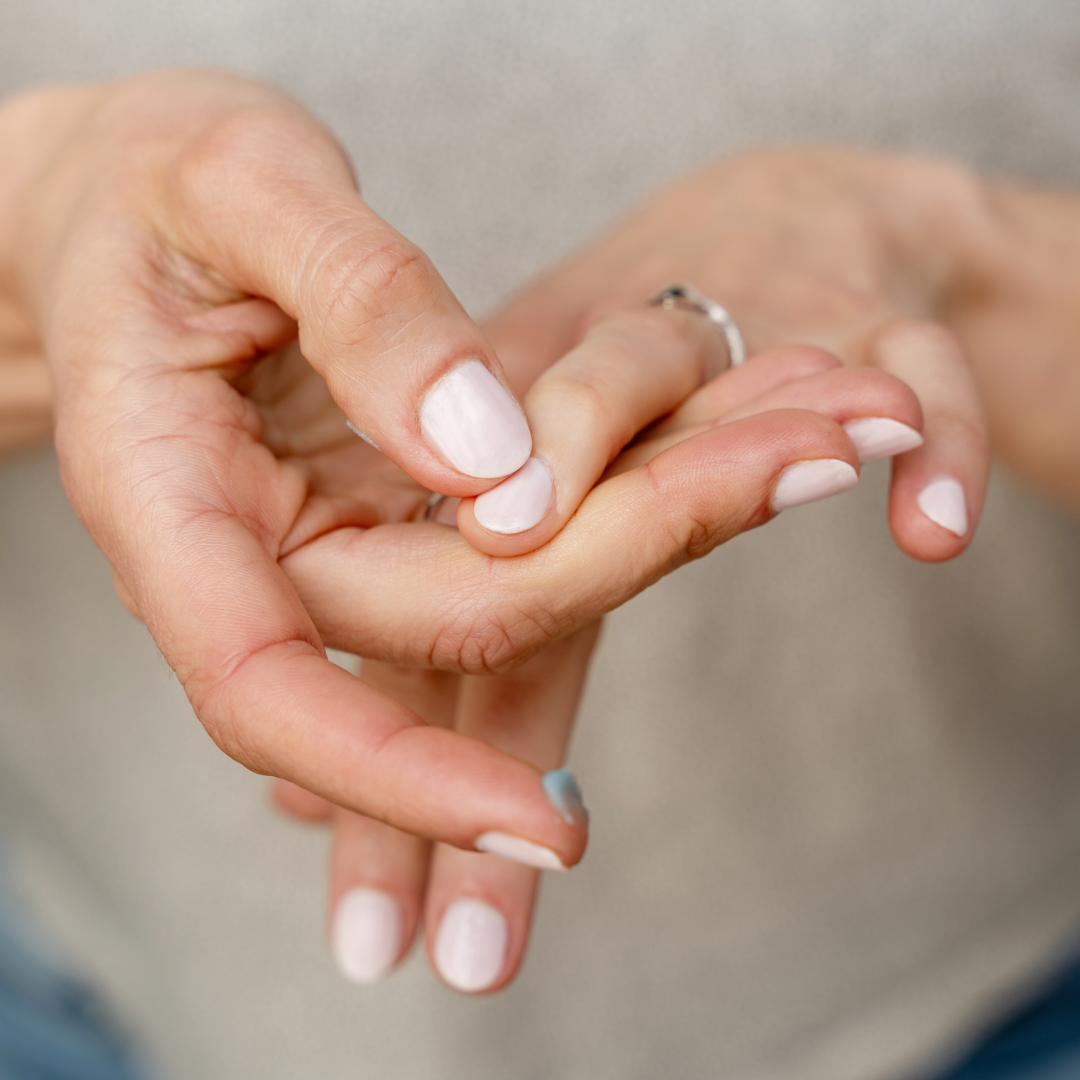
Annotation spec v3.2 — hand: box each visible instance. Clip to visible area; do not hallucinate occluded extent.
[279,148,1019,992]
[272,330,923,992]
[0,74,919,871]
[484,147,995,559]
[0,68,586,860]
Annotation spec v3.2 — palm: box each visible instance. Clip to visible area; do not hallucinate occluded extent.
[237,340,436,559]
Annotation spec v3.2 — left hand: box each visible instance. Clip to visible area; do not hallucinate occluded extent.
[274,317,925,994]
[278,146,1000,995]
[484,146,993,559]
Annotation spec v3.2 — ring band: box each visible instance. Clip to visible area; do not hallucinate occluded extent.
[648,283,746,368]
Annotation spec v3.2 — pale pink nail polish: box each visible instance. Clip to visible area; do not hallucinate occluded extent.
[475,831,568,871]
[419,361,532,478]
[772,459,858,511]
[331,888,402,984]
[843,417,923,462]
[917,477,968,536]
[434,898,508,992]
[473,457,553,534]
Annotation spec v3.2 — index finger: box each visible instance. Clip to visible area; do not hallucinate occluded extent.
[155,73,531,493]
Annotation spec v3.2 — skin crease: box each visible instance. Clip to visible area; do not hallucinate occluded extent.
[0,70,1075,992]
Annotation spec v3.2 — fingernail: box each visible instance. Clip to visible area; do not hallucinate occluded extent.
[843,417,923,462]
[331,888,403,984]
[434,898,508,993]
[542,768,589,826]
[917,477,968,537]
[772,459,859,511]
[473,457,553,534]
[419,360,532,479]
[475,831,568,871]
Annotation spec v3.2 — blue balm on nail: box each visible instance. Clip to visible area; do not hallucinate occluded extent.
[542,768,589,825]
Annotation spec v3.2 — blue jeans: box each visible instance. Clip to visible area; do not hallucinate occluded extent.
[930,949,1080,1080]
[0,871,150,1080]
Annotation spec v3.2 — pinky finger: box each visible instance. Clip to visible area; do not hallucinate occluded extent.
[328,807,429,984]
[867,320,989,562]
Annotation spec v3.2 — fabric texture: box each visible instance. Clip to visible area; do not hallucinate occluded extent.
[2,3,1080,1079]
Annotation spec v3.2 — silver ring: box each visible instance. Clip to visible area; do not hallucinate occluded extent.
[648,283,746,368]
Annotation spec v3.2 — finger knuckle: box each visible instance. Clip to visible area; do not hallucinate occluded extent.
[427,590,560,675]
[313,237,433,349]
[643,457,741,564]
[427,608,518,674]
[535,369,611,431]
[174,107,300,207]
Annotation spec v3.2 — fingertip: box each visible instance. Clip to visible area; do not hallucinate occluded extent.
[457,457,557,556]
[472,457,554,536]
[431,895,512,993]
[771,457,859,512]
[843,417,924,462]
[416,360,533,480]
[331,886,406,984]
[917,477,970,538]
[475,832,570,871]
[425,847,542,994]
[888,468,978,562]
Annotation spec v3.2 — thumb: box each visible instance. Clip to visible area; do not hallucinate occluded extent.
[166,97,530,495]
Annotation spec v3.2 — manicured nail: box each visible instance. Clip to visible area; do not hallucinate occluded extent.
[331,888,402,984]
[345,420,381,452]
[917,477,968,536]
[473,457,553,534]
[542,768,589,826]
[419,360,532,479]
[843,417,923,462]
[475,831,568,871]
[434,898,508,993]
[772,459,858,511]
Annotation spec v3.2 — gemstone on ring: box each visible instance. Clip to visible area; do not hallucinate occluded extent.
[648,283,746,367]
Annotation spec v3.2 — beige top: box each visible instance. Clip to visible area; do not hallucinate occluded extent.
[2,3,1080,1079]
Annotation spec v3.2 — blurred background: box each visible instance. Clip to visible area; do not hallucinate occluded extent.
[3,2,1080,1078]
